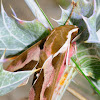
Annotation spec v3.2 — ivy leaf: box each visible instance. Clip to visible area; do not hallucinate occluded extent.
[0,3,50,57]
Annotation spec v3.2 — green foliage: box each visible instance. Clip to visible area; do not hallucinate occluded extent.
[0,0,99,97]
[72,0,100,92]
[0,3,50,57]
[82,0,99,43]
[71,57,100,94]
[96,0,100,31]
[0,52,36,96]
[0,66,33,96]
[0,1,50,95]
[72,43,100,93]
[54,0,93,25]
[24,0,53,29]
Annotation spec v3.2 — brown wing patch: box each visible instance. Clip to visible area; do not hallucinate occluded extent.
[44,25,78,55]
[6,40,43,72]
[18,60,38,71]
[32,50,47,100]
[44,53,65,100]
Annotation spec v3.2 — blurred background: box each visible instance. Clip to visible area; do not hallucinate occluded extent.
[0,0,100,100]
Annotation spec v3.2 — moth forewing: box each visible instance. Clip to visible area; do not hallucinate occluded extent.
[6,40,43,72]
[53,27,79,58]
[51,28,78,100]
[30,25,79,100]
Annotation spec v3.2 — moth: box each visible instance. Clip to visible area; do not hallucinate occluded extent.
[6,1,78,100]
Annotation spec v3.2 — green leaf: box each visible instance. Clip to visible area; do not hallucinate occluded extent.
[96,0,100,40]
[96,0,100,31]
[82,0,99,43]
[0,66,34,96]
[71,57,100,94]
[0,52,36,96]
[24,0,53,29]
[90,78,100,93]
[73,42,100,92]
[0,4,50,57]
[54,0,93,26]
[97,29,100,41]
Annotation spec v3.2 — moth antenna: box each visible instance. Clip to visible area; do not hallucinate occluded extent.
[65,0,77,25]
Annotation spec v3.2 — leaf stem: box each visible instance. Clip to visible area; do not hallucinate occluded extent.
[35,0,54,29]
[71,57,100,95]
[67,87,87,100]
[64,0,76,25]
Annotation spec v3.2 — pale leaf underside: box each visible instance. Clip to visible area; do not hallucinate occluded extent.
[0,68,33,96]
[0,4,49,57]
[24,0,52,29]
[74,43,100,90]
[54,0,93,25]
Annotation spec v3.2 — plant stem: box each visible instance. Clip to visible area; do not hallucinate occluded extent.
[71,57,100,95]
[35,0,54,29]
[67,87,87,100]
[64,0,76,25]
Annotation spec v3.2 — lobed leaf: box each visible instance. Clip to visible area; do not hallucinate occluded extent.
[0,4,50,57]
[0,67,34,96]
[0,52,37,96]
[24,0,53,29]
[82,0,99,43]
[96,0,100,31]
[54,0,93,26]
[73,42,100,91]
